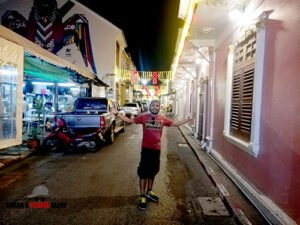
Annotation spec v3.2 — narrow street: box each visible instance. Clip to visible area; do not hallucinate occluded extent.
[0,124,268,225]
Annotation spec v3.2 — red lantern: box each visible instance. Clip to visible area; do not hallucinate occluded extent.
[152,71,159,85]
[131,70,138,85]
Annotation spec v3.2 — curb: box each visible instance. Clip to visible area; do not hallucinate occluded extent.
[179,126,253,225]
[0,152,33,170]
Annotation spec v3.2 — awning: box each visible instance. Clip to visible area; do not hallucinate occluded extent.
[0,25,108,86]
[24,52,76,83]
[24,52,109,85]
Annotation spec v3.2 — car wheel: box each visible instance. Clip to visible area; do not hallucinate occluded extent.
[120,122,125,133]
[89,136,102,152]
[105,124,115,144]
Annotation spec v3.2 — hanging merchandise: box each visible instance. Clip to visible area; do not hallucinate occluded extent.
[152,71,159,85]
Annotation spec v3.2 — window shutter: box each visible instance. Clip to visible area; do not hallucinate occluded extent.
[230,29,256,142]
[231,69,242,132]
[230,64,255,141]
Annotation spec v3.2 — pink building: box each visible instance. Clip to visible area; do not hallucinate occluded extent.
[173,0,300,224]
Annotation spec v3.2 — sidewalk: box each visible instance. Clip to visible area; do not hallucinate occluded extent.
[0,128,49,170]
[0,141,33,170]
[178,125,269,225]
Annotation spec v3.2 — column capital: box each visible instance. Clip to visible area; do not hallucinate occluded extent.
[256,11,271,31]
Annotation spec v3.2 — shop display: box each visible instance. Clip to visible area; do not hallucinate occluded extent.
[22,81,89,137]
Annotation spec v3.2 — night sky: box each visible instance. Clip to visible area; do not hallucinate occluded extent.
[77,0,181,71]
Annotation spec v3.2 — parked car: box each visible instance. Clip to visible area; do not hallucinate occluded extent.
[121,102,141,118]
[54,97,125,144]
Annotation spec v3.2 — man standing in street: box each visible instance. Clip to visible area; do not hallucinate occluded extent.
[111,99,193,210]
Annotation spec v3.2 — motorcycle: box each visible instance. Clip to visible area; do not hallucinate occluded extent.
[39,118,104,153]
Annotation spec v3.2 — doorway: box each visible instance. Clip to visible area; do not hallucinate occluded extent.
[198,78,208,142]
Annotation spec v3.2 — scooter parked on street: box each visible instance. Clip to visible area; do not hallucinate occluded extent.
[39,118,104,153]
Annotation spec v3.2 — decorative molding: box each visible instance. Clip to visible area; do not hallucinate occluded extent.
[199,27,215,34]
[256,11,270,31]
[223,131,258,157]
[256,18,266,31]
[228,44,234,54]
[236,25,256,45]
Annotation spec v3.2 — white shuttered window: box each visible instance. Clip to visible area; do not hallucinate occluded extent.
[223,14,267,157]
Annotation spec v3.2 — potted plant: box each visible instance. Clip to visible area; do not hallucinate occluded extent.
[27,126,40,150]
[35,96,44,128]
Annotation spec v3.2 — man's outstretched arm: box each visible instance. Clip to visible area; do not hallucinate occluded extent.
[171,116,193,127]
[111,107,135,124]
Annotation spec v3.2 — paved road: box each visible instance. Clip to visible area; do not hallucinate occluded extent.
[0,123,267,225]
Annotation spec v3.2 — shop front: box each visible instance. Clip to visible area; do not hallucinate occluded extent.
[22,52,94,138]
[0,37,23,149]
[0,25,107,150]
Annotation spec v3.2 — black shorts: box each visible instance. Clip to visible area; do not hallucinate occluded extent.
[137,148,161,179]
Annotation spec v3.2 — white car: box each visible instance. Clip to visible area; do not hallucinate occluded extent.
[122,102,141,117]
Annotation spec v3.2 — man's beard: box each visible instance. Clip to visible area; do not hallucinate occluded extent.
[150,109,159,115]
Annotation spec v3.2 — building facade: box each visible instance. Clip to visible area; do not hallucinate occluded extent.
[0,0,136,100]
[173,0,300,224]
